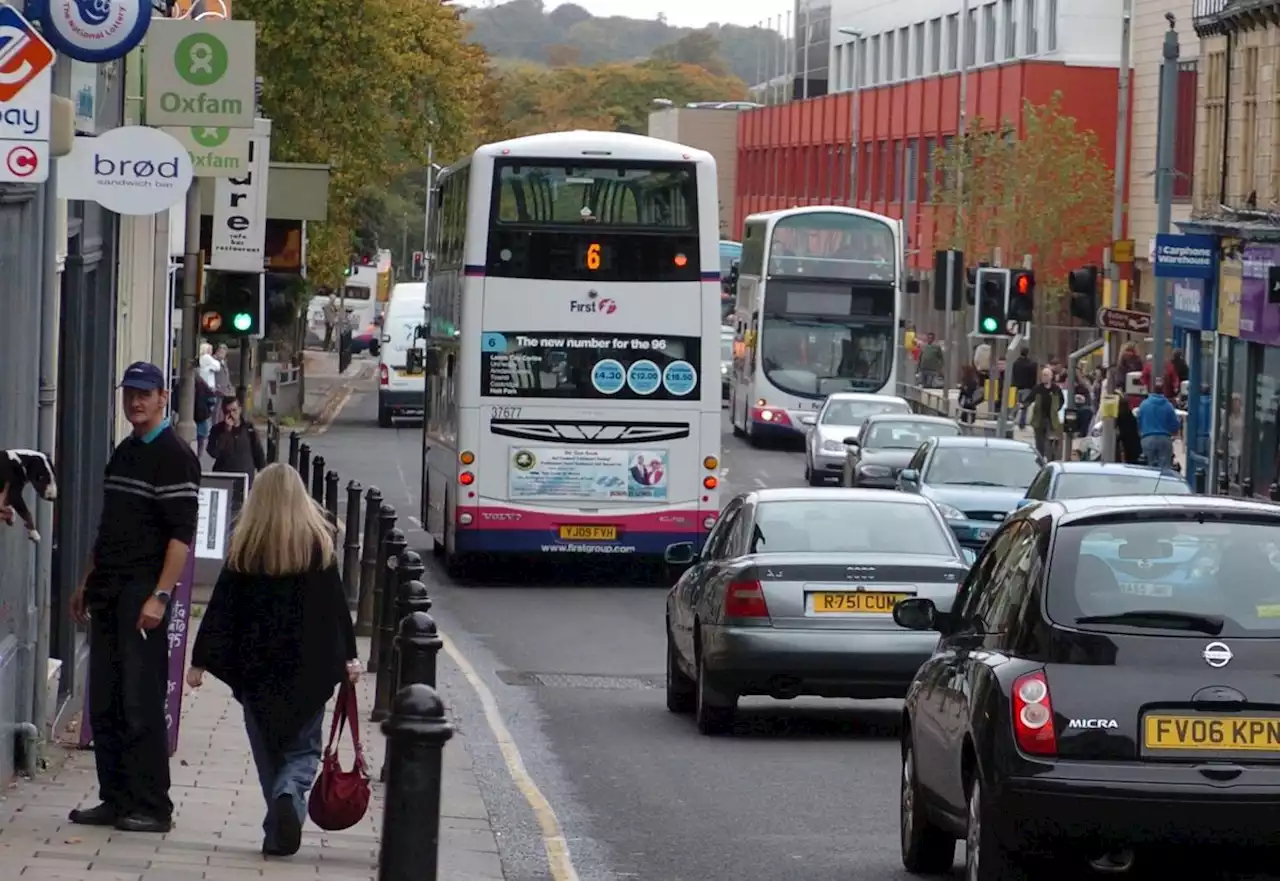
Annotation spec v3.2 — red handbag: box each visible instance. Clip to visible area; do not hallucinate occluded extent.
[308,682,371,831]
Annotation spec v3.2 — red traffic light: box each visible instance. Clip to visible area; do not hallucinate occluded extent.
[1015,274,1030,295]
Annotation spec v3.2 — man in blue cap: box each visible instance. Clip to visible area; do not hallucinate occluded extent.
[67,362,202,834]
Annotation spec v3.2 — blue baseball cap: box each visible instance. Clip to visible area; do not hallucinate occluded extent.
[120,362,166,391]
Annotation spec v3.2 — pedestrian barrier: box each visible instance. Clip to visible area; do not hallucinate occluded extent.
[288,430,301,468]
[324,470,340,526]
[357,487,386,636]
[377,684,453,881]
[311,455,327,503]
[298,442,312,481]
[265,420,280,464]
[343,480,363,611]
[369,520,403,680]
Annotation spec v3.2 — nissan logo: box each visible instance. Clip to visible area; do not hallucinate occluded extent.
[1202,641,1233,668]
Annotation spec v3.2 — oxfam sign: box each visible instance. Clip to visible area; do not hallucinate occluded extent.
[57,126,194,215]
[145,20,256,129]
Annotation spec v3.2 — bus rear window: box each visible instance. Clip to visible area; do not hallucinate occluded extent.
[491,161,696,228]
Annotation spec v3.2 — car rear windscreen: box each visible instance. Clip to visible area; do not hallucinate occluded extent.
[863,421,959,449]
[926,447,1041,488]
[1055,473,1192,500]
[1047,519,1280,637]
[822,399,911,425]
[750,500,953,556]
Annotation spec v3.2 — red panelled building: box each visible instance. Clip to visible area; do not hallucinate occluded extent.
[735,61,1123,271]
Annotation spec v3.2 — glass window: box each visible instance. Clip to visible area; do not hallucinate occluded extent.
[983,3,997,63]
[905,140,919,203]
[925,445,1042,488]
[863,419,960,448]
[899,27,910,78]
[1251,344,1280,491]
[946,14,959,70]
[923,137,936,201]
[893,140,904,202]
[870,35,880,85]
[768,212,897,280]
[1003,0,1016,58]
[751,500,954,556]
[718,241,741,275]
[1052,472,1192,500]
[720,334,734,361]
[1046,0,1057,50]
[884,30,895,81]
[1024,0,1038,54]
[820,397,911,425]
[1228,338,1249,484]
[859,37,868,86]
[876,141,888,201]
[913,22,925,76]
[929,18,942,73]
[1046,518,1280,638]
[492,161,695,228]
[761,316,893,396]
[964,7,977,66]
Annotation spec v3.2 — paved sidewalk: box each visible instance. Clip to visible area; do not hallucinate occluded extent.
[0,635,505,881]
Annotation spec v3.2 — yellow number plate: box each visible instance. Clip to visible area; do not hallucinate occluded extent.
[1144,715,1280,752]
[558,525,618,541]
[810,592,909,614]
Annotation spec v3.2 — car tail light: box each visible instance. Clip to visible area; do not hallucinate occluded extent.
[724,580,770,619]
[1011,671,1056,756]
[379,364,389,386]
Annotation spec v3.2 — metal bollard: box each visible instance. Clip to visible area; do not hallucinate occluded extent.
[288,430,300,468]
[1194,468,1207,495]
[297,443,311,481]
[311,455,326,503]
[1243,477,1254,499]
[370,523,406,692]
[376,550,425,722]
[390,580,433,695]
[342,480,363,611]
[357,487,384,636]
[266,421,279,464]
[377,684,453,881]
[381,611,443,783]
[325,470,340,526]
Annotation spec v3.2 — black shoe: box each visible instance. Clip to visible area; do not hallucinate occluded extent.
[69,803,117,826]
[273,794,302,856]
[114,814,172,834]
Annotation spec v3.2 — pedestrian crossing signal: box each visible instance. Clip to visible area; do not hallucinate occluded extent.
[200,273,263,338]
[974,267,1010,337]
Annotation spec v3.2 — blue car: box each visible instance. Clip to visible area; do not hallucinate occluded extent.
[896,436,1043,549]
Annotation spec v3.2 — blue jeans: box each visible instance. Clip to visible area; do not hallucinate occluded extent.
[1141,434,1174,471]
[243,706,325,849]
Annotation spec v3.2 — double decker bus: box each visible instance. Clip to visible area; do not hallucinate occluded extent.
[727,206,909,445]
[420,131,723,575]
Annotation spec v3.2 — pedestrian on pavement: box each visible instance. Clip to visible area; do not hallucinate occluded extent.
[1010,347,1038,429]
[207,396,266,486]
[186,462,360,858]
[1028,366,1064,459]
[956,365,983,424]
[213,343,235,399]
[323,294,339,352]
[916,332,944,389]
[1136,377,1181,470]
[193,373,215,458]
[69,361,202,835]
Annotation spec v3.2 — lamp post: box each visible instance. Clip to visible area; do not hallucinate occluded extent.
[837,27,862,206]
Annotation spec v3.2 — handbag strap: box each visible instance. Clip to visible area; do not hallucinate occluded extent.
[323,682,368,774]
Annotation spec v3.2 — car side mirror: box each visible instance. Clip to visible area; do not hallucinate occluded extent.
[893,597,939,631]
[843,437,859,447]
[664,542,697,565]
[899,468,919,484]
[1015,498,1033,509]
[961,548,977,566]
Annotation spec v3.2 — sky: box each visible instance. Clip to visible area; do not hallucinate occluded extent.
[546,0,789,29]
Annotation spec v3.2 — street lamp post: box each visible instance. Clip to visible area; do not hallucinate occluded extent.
[837,27,862,206]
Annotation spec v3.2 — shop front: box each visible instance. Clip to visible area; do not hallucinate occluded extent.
[1232,244,1280,496]
[1169,273,1217,484]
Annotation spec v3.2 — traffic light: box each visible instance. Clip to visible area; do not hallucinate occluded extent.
[973,267,1009,336]
[1068,265,1100,324]
[200,272,264,338]
[1008,269,1035,322]
[963,261,990,306]
[932,249,965,311]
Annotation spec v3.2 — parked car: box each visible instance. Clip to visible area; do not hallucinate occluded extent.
[801,393,912,485]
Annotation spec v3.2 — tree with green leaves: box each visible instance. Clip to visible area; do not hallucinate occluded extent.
[930,94,1112,300]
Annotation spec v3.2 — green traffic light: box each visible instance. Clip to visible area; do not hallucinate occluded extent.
[232,312,253,332]
[980,317,999,333]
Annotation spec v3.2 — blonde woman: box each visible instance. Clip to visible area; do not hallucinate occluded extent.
[187,464,359,857]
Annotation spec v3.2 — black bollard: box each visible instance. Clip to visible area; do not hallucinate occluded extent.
[343,480,363,611]
[1194,468,1207,495]
[389,580,433,698]
[266,421,279,464]
[1272,483,1280,502]
[370,521,405,689]
[288,431,300,468]
[311,456,326,503]
[297,443,311,480]
[377,684,453,881]
[382,611,444,782]
[357,487,384,636]
[1243,477,1254,498]
[376,550,425,722]
[325,470,340,526]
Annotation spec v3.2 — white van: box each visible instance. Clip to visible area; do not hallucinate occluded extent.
[377,283,428,427]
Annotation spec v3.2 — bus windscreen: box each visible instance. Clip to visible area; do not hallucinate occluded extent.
[768,213,897,282]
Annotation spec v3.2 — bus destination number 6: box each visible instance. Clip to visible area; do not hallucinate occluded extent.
[489,406,522,420]
[586,242,602,271]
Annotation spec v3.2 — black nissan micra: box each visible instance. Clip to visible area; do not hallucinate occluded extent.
[893,495,1280,880]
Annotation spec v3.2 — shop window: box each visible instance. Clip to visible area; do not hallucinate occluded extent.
[1251,345,1280,492]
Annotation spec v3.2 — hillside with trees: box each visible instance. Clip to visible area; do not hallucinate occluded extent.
[461,0,780,85]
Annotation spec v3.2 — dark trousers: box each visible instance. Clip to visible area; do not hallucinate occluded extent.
[88,583,173,820]
[243,706,325,848]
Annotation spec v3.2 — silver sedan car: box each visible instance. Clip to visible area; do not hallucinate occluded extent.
[663,488,974,735]
[803,392,911,486]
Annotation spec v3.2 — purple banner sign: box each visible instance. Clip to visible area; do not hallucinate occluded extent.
[78,548,198,757]
[1240,244,1280,345]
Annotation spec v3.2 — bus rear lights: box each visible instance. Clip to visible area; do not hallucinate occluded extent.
[673,253,688,267]
[459,471,475,486]
[458,512,474,526]
[703,476,718,490]
[703,456,719,470]
[703,516,717,529]
[751,406,791,426]
[459,450,475,465]
[379,364,389,386]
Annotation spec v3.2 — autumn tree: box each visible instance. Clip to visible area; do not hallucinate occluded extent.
[235,0,492,298]
[651,30,733,78]
[930,94,1112,300]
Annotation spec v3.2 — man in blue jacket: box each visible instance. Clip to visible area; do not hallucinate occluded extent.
[1135,377,1181,471]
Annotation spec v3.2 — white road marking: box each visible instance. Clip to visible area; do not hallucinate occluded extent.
[407,515,423,529]
[440,633,581,881]
[752,477,767,488]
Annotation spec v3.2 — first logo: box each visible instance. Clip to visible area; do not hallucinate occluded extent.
[0,5,55,103]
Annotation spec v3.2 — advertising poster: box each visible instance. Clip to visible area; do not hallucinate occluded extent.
[1218,255,1242,338]
[1240,245,1280,344]
[481,331,701,401]
[78,548,196,756]
[509,448,669,501]
[194,486,229,559]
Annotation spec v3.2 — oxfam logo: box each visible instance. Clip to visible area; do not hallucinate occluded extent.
[190,127,229,148]
[175,32,228,87]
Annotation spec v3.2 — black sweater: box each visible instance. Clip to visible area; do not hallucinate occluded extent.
[207,421,265,477]
[90,424,201,597]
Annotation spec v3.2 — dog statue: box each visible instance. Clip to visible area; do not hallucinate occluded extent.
[0,450,58,543]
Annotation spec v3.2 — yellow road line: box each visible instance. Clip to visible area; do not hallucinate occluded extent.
[314,385,355,435]
[439,633,581,881]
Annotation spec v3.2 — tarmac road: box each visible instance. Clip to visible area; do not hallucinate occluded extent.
[302,370,1273,881]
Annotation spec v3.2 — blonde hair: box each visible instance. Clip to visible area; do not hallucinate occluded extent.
[200,342,213,356]
[226,463,336,576]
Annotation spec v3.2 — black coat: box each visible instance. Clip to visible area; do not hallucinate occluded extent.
[207,421,265,477]
[191,555,357,755]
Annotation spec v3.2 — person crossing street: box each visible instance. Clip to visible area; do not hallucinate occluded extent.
[68,362,202,834]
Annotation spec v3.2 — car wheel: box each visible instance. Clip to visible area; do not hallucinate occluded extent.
[806,463,825,487]
[378,408,393,428]
[665,626,695,714]
[900,742,955,873]
[965,775,1024,881]
[694,641,735,735]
